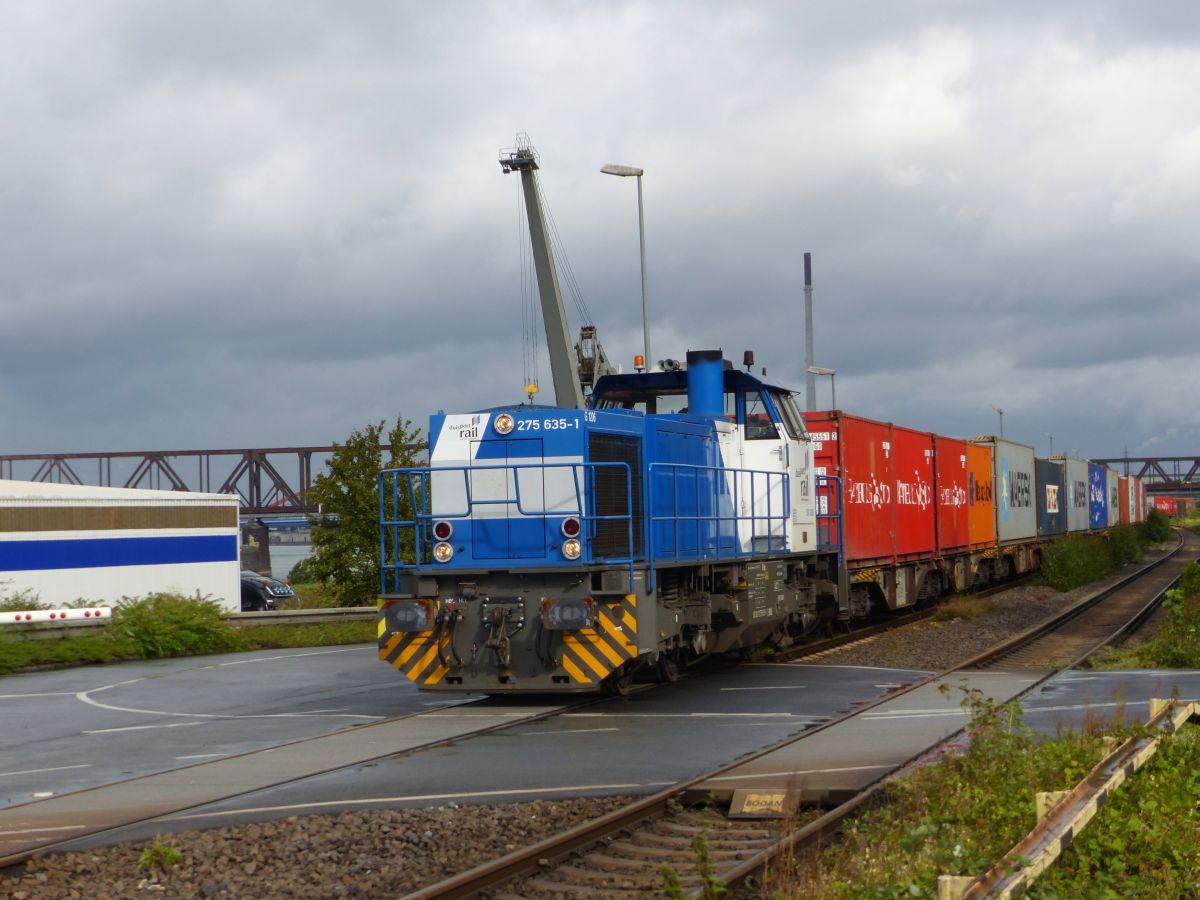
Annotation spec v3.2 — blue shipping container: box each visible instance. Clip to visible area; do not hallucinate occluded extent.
[1088,463,1108,529]
[1036,458,1067,537]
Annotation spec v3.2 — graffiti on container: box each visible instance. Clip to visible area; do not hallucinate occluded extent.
[847,476,891,510]
[897,474,932,509]
[1073,480,1088,510]
[1045,484,1059,514]
[938,483,967,508]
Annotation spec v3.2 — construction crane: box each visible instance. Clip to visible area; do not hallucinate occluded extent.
[500,135,612,408]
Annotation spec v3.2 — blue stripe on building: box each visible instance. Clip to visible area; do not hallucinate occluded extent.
[0,535,238,572]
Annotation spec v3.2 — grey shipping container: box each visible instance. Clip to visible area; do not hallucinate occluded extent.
[1106,466,1121,526]
[1036,458,1067,537]
[1060,457,1090,533]
[970,437,1037,544]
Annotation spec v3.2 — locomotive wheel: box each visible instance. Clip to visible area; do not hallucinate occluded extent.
[656,651,682,683]
[603,664,636,697]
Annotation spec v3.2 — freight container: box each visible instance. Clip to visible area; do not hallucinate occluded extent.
[1106,467,1121,526]
[970,437,1036,544]
[933,435,970,552]
[1154,496,1178,517]
[893,425,936,558]
[1118,477,1131,525]
[805,411,894,565]
[1036,459,1067,537]
[966,442,996,549]
[1062,457,1090,533]
[1088,463,1108,529]
[1136,479,1147,522]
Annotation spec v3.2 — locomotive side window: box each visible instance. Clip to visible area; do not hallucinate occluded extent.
[773,391,806,440]
[744,391,780,440]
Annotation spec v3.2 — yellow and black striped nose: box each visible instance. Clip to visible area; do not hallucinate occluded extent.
[559,594,638,686]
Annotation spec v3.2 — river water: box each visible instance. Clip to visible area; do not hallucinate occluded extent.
[267,543,314,581]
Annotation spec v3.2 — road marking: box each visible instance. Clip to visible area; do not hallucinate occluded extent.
[719,685,806,691]
[706,764,892,783]
[0,764,91,779]
[0,824,90,837]
[216,647,367,667]
[175,753,225,760]
[863,709,969,721]
[566,712,800,718]
[0,692,77,699]
[84,722,205,734]
[75,682,383,721]
[789,663,934,674]
[168,782,678,820]
[522,727,620,736]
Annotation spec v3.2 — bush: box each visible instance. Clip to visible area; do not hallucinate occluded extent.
[288,555,319,584]
[1106,525,1144,569]
[0,589,47,612]
[113,593,246,659]
[1040,534,1116,591]
[1141,508,1172,544]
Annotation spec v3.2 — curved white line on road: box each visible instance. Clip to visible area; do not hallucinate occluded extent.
[75,682,383,721]
[169,782,677,821]
[216,647,369,667]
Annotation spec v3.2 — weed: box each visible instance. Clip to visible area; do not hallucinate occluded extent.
[114,593,246,658]
[933,595,994,621]
[0,589,46,612]
[137,835,182,872]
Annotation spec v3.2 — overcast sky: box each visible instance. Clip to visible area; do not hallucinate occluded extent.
[2,1,1198,463]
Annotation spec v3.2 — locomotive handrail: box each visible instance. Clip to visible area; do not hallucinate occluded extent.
[378,461,636,593]
[646,461,791,592]
[815,473,844,568]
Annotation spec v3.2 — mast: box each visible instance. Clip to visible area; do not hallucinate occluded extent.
[500,136,586,409]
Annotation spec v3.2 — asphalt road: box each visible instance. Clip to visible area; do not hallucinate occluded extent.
[6,644,1200,852]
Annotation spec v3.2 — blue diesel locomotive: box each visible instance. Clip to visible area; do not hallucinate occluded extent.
[376,350,843,694]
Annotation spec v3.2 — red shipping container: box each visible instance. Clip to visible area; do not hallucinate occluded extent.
[1118,477,1131,525]
[893,425,936,558]
[966,442,996,550]
[805,411,894,565]
[1154,496,1176,516]
[934,435,969,552]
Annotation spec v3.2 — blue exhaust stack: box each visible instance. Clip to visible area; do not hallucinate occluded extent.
[686,350,725,418]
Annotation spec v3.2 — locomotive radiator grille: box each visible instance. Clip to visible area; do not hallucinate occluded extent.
[560,594,638,685]
[377,624,451,687]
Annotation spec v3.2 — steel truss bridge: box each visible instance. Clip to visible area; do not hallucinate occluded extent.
[0,447,370,516]
[1091,456,1200,495]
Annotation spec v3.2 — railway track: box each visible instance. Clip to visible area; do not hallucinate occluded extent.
[404,532,1192,899]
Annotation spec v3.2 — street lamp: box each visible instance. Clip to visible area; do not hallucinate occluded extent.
[989,404,1004,438]
[807,366,837,409]
[600,163,651,368]
[1044,432,1054,457]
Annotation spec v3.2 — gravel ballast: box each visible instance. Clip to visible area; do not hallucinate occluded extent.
[2,796,633,899]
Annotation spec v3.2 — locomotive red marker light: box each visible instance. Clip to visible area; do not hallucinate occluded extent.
[433,520,453,541]
[561,517,581,537]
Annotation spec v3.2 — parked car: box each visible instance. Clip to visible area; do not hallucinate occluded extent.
[240,571,294,611]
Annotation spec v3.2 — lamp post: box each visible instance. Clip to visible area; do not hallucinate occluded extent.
[1044,432,1054,457]
[989,404,1004,438]
[600,164,651,368]
[807,366,837,409]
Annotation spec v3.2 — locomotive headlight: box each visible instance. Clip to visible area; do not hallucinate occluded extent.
[433,542,454,563]
[561,538,582,560]
[494,413,515,435]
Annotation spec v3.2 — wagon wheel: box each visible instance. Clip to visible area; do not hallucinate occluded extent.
[656,650,682,684]
[603,663,637,697]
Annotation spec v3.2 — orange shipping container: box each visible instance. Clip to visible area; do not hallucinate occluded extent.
[966,442,996,549]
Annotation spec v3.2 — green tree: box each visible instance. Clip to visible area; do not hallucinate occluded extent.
[306,417,424,606]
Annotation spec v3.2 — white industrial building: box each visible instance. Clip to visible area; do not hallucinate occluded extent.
[0,480,241,611]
